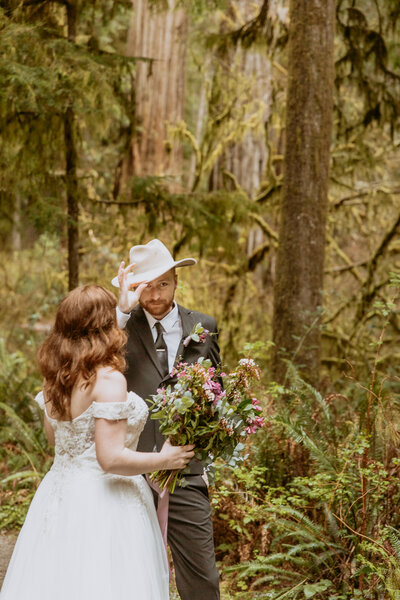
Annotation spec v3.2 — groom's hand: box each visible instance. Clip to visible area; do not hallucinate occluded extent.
[117,261,147,314]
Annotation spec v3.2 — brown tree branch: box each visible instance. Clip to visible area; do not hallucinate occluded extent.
[249,212,278,245]
[355,213,400,322]
[325,260,368,274]
[326,234,363,283]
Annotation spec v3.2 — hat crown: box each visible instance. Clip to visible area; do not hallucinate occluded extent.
[129,240,174,275]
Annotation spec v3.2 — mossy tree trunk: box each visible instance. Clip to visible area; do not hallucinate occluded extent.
[65,0,79,291]
[123,0,187,187]
[272,0,335,386]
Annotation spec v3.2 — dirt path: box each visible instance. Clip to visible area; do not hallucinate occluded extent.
[0,532,17,589]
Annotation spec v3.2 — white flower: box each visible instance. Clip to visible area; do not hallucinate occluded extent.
[239,358,256,367]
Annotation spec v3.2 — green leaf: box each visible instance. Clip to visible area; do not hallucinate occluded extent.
[303,580,332,599]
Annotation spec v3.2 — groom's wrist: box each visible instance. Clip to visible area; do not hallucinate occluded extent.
[116,306,131,329]
[117,305,130,315]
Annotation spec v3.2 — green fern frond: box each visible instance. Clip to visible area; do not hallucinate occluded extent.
[225,561,301,579]
[1,470,42,486]
[258,578,307,599]
[266,506,326,541]
[274,418,335,471]
[0,401,46,456]
[387,527,400,561]
[285,541,325,556]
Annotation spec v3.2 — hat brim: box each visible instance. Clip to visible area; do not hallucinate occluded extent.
[111,258,196,288]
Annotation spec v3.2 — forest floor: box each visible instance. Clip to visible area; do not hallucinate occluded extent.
[0,532,17,589]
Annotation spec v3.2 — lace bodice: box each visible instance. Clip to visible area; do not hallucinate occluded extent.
[34,391,148,474]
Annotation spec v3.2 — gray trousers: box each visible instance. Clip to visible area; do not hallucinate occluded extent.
[153,475,220,600]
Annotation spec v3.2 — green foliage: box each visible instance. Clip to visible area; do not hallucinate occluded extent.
[0,0,137,245]
[115,175,254,258]
[211,362,400,599]
[336,0,400,133]
[0,338,52,530]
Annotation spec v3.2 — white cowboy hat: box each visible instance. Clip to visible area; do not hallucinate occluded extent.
[111,239,197,287]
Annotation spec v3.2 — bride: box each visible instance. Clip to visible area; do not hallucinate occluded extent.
[1,285,194,600]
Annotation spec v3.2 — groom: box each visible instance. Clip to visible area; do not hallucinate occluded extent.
[112,239,220,600]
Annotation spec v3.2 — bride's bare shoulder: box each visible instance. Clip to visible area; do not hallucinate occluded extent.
[92,367,127,404]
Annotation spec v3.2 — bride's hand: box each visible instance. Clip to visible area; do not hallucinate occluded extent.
[117,261,147,314]
[159,439,195,470]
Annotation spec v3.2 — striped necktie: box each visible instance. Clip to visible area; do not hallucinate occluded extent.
[154,321,169,377]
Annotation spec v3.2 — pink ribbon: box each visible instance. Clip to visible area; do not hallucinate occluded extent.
[145,475,171,576]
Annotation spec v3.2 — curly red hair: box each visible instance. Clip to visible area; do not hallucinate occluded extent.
[37,285,127,419]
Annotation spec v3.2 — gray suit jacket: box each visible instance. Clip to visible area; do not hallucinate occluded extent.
[124,304,221,474]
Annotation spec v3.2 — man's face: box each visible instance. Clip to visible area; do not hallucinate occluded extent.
[139,269,177,319]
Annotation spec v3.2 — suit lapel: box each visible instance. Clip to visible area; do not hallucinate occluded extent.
[131,306,164,378]
[173,305,196,367]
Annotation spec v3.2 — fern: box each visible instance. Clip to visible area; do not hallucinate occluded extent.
[0,402,46,457]
[387,527,400,562]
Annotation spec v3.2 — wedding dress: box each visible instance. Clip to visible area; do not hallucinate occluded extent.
[1,391,169,600]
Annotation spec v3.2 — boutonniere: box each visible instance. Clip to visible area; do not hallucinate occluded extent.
[183,322,209,347]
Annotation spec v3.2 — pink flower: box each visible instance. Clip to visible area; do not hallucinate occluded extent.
[203,379,221,394]
[246,415,265,433]
[199,329,209,343]
[251,398,263,412]
[183,326,209,347]
[245,425,258,434]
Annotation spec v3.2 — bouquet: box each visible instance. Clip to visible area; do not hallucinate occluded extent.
[149,356,264,492]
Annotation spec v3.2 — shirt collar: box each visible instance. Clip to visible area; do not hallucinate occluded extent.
[143,302,180,332]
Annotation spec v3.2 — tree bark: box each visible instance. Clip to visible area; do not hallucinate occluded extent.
[11,194,22,251]
[65,1,79,290]
[123,0,187,187]
[208,45,271,196]
[272,0,335,385]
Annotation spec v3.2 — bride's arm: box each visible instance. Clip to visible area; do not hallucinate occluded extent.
[93,370,194,476]
[35,392,55,445]
[44,413,55,446]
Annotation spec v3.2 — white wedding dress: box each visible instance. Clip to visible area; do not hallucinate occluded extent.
[1,391,169,600]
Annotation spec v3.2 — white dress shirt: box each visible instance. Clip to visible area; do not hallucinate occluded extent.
[117,303,182,372]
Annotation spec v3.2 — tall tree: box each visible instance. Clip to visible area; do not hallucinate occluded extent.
[0,0,136,285]
[123,0,188,185]
[65,0,79,290]
[272,0,335,385]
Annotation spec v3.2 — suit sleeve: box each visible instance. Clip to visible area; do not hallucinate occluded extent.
[116,307,131,329]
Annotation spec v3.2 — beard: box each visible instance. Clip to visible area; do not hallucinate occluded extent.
[140,298,173,318]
